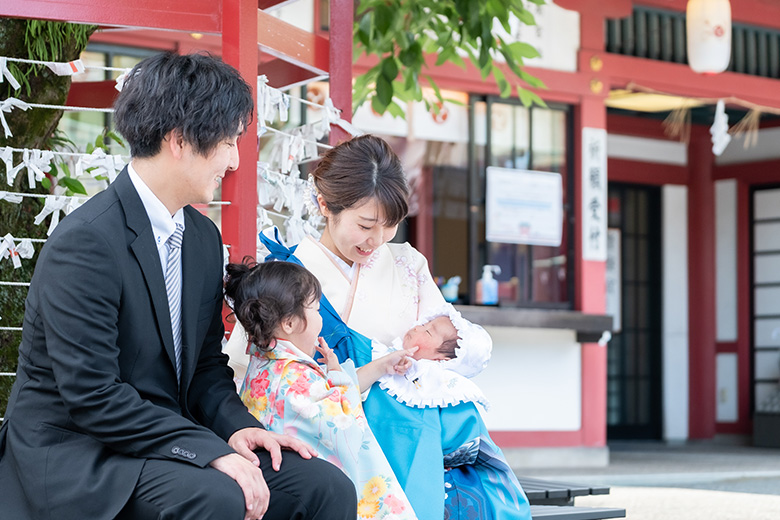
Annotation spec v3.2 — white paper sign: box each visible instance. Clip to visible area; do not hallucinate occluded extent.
[582,127,608,261]
[486,166,563,246]
[605,228,621,332]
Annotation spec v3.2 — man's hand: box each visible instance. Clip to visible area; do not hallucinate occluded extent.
[228,427,317,471]
[209,453,268,520]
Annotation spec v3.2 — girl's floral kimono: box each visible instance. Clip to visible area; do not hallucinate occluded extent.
[256,229,531,520]
[240,338,417,520]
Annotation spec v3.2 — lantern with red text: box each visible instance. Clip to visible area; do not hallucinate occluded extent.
[686,0,732,74]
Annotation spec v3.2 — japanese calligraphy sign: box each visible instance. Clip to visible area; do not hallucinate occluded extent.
[582,127,607,261]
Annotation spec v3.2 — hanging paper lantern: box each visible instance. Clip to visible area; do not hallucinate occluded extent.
[686,0,732,74]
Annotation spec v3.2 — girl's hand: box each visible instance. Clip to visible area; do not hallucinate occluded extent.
[383,347,418,375]
[315,337,341,372]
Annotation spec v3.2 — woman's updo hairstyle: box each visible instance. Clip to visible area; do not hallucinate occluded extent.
[224,259,322,351]
[312,134,409,226]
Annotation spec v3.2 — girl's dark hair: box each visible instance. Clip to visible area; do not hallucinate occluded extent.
[114,52,254,158]
[224,260,322,351]
[312,134,409,226]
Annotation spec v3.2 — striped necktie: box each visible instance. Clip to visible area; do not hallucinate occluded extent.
[165,223,184,382]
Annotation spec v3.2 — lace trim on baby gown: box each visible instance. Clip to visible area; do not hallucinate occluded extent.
[373,337,490,411]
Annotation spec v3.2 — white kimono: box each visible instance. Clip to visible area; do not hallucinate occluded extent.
[293,236,453,348]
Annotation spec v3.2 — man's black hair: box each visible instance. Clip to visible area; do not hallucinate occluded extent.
[114,52,254,158]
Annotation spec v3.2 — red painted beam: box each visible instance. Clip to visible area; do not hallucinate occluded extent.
[221,0,260,265]
[575,96,608,449]
[734,180,752,435]
[607,113,679,141]
[604,53,780,110]
[66,80,118,109]
[713,159,780,183]
[257,8,329,75]
[640,0,780,30]
[557,0,632,18]
[328,0,353,144]
[608,158,689,185]
[353,54,590,106]
[1,0,221,33]
[258,0,296,9]
[260,58,326,90]
[90,29,222,56]
[687,126,717,439]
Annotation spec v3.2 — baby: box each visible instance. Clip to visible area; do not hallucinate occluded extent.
[372,303,491,411]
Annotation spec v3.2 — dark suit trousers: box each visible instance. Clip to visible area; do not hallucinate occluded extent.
[115,450,357,520]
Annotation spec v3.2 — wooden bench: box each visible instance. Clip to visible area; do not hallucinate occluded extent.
[530,505,626,520]
[521,476,625,520]
[519,476,611,506]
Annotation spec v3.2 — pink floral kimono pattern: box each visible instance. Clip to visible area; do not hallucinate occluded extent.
[240,339,417,520]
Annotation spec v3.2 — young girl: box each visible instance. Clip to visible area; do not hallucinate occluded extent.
[224,260,419,520]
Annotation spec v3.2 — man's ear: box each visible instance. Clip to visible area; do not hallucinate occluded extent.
[166,129,186,159]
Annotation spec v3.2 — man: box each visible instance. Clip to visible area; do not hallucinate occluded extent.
[0,53,356,520]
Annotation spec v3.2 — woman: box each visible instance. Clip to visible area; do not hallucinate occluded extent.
[229,135,530,520]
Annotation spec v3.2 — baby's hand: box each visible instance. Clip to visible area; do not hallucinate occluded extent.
[315,337,341,372]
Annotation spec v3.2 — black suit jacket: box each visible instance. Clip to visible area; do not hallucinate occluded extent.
[0,169,259,519]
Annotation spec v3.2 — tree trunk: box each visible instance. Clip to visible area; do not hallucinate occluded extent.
[0,18,95,415]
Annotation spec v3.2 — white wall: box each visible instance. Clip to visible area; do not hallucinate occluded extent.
[716,127,780,165]
[270,0,314,31]
[715,179,738,342]
[662,185,689,440]
[472,327,581,431]
[607,134,687,165]
[716,353,739,422]
[714,180,739,422]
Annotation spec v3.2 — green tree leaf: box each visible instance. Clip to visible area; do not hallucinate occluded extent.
[59,176,87,196]
[376,74,393,107]
[518,86,546,108]
[374,4,393,36]
[353,0,545,117]
[509,41,540,60]
[381,56,398,82]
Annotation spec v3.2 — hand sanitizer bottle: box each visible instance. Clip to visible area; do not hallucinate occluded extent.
[441,276,462,303]
[480,265,501,305]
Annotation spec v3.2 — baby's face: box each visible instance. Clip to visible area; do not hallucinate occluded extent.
[402,316,458,360]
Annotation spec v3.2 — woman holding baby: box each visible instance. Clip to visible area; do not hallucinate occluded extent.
[228,135,530,520]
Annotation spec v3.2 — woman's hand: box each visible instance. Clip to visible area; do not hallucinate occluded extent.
[315,337,341,372]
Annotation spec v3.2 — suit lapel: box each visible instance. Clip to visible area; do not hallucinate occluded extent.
[116,170,178,376]
[179,208,207,388]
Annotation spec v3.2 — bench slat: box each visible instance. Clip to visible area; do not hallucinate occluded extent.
[530,505,626,520]
[518,476,603,500]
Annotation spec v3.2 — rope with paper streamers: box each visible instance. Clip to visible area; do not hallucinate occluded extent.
[1,146,128,189]
[0,62,346,333]
[2,55,349,119]
[624,82,780,149]
[0,233,37,270]
[0,97,114,139]
[0,55,129,96]
[257,161,324,247]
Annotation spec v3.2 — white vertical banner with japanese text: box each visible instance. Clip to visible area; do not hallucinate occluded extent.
[582,127,608,261]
